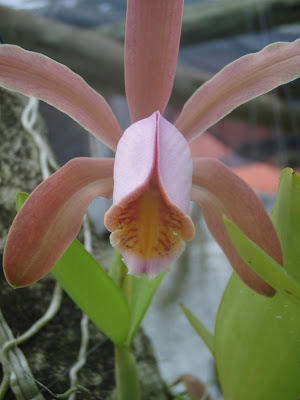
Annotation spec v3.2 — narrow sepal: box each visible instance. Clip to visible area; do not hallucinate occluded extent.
[125,0,183,122]
[191,157,282,295]
[176,39,300,143]
[4,158,114,287]
[0,45,122,150]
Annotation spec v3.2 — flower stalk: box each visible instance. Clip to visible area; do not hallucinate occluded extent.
[115,345,141,400]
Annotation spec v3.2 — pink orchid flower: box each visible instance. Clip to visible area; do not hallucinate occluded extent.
[1,0,300,295]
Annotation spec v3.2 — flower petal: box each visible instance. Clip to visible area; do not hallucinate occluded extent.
[4,158,114,287]
[105,112,194,278]
[157,114,193,214]
[0,45,122,150]
[125,0,183,122]
[175,39,300,142]
[191,157,283,296]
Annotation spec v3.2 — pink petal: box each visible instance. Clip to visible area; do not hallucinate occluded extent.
[158,114,193,214]
[191,157,283,296]
[175,39,300,142]
[4,158,114,287]
[0,45,122,150]
[105,111,195,278]
[121,245,186,280]
[125,0,183,122]
[110,112,158,206]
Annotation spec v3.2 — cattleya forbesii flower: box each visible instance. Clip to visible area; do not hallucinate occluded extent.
[1,0,300,295]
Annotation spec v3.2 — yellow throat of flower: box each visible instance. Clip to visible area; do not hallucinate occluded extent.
[109,178,187,261]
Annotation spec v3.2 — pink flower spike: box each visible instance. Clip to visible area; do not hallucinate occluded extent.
[191,158,283,296]
[0,45,122,150]
[125,0,183,123]
[104,111,195,279]
[4,158,114,287]
[175,39,300,143]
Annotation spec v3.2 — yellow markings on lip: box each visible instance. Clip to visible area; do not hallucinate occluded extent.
[111,180,184,260]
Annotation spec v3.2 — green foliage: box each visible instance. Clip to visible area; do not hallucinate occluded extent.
[115,345,141,400]
[51,241,130,345]
[110,252,165,345]
[271,168,300,283]
[182,169,300,399]
[16,192,29,210]
[180,304,214,355]
[16,192,130,345]
[16,192,165,346]
[215,168,300,399]
[215,274,300,400]
[223,216,300,304]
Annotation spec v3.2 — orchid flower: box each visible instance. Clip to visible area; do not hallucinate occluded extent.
[1,0,300,296]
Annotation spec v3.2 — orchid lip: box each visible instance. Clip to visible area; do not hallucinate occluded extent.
[104,111,195,279]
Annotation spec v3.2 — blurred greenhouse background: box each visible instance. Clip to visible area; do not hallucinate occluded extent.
[0,0,299,399]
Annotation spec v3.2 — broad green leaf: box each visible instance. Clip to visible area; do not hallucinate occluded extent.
[223,216,300,304]
[16,192,130,345]
[111,252,165,345]
[271,168,300,283]
[52,241,130,345]
[215,170,300,399]
[215,273,300,400]
[180,304,214,355]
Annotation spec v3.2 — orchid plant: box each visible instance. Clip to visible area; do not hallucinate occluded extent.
[1,0,300,398]
[182,168,300,400]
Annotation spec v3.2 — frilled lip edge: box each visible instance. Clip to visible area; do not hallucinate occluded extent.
[104,111,195,278]
[104,177,195,279]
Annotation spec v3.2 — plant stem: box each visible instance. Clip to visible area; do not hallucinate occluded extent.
[115,345,141,400]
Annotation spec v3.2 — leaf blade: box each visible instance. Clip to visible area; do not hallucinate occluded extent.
[51,240,130,344]
[271,168,300,283]
[16,192,130,344]
[223,216,300,304]
[181,304,214,355]
[111,252,164,345]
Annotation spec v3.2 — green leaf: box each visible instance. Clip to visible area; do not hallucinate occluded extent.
[111,252,165,345]
[15,192,130,345]
[271,168,300,283]
[223,216,300,305]
[215,273,300,400]
[124,272,165,344]
[16,192,29,211]
[52,241,130,345]
[180,304,214,355]
[215,170,300,399]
